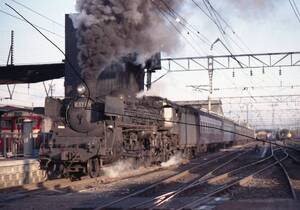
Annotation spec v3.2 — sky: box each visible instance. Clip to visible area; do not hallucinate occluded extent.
[0,0,300,129]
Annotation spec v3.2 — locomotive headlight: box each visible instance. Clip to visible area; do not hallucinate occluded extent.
[77,84,87,96]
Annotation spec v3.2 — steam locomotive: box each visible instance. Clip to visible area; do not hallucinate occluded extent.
[38,15,254,180]
[39,85,254,179]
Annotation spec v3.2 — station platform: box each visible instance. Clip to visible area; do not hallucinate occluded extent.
[0,158,46,189]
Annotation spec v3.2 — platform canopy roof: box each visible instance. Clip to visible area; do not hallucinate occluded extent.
[0,63,65,85]
[0,105,44,116]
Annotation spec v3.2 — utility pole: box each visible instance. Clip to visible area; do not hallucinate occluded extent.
[5,30,16,100]
[42,80,55,97]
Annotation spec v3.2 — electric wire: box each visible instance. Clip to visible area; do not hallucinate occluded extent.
[0,9,64,38]
[289,0,300,23]
[204,0,248,53]
[159,0,212,47]
[153,1,208,55]
[203,0,225,34]
[149,5,206,86]
[202,0,235,52]
[5,3,91,101]
[153,3,205,57]
[192,0,252,54]
[10,0,64,28]
[292,0,300,19]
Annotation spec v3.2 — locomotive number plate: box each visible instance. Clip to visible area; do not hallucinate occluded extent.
[74,100,92,108]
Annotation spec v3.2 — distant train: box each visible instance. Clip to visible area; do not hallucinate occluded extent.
[255,129,293,141]
[276,129,292,140]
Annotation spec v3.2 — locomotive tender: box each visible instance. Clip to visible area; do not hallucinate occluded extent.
[39,15,254,179]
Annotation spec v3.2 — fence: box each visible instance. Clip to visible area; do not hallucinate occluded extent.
[0,132,23,158]
[0,132,50,159]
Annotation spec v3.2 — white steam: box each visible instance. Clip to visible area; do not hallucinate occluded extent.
[161,153,183,168]
[73,0,183,77]
[103,159,136,178]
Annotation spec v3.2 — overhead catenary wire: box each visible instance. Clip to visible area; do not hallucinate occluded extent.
[0,9,64,38]
[289,0,300,23]
[153,1,208,55]
[152,2,205,56]
[149,6,205,85]
[292,0,300,19]
[204,0,249,53]
[10,0,64,28]
[5,3,91,102]
[159,0,212,47]
[203,0,225,34]
[196,85,300,91]
[202,0,235,52]
[192,0,250,53]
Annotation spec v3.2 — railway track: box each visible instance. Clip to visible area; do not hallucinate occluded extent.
[92,143,259,210]
[170,146,287,210]
[187,147,300,210]
[0,165,164,204]
[0,146,250,205]
[273,150,298,200]
[94,143,300,210]
[273,149,300,201]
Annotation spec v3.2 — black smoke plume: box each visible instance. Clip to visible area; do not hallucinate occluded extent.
[72,0,183,78]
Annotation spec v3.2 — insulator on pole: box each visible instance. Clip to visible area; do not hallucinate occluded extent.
[250,69,253,76]
[232,70,235,77]
[262,67,265,74]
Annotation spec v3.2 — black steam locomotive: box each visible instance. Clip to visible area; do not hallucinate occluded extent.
[40,86,254,179]
[39,15,254,180]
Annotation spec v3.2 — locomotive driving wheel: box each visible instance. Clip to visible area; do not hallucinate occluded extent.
[46,163,64,179]
[87,157,101,178]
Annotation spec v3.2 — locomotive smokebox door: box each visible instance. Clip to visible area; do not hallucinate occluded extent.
[67,98,104,133]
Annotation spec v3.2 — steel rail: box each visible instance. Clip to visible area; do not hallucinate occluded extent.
[288,152,300,164]
[150,145,276,208]
[128,149,251,209]
[177,148,288,210]
[274,150,298,200]
[0,165,166,203]
[93,150,245,210]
